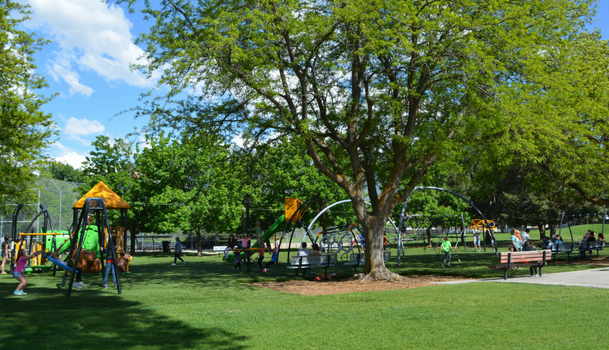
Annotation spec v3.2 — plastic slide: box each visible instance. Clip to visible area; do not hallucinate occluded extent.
[251,214,285,249]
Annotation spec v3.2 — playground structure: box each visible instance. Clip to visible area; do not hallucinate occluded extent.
[11,197,123,296]
[60,197,122,296]
[12,181,131,275]
[304,199,400,263]
[72,181,129,254]
[397,186,499,265]
[471,219,499,233]
[558,210,607,243]
[229,198,398,269]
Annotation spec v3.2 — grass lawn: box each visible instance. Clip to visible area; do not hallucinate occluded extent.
[1,246,608,349]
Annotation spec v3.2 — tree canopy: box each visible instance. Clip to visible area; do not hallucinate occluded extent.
[0,0,56,215]
[124,0,600,279]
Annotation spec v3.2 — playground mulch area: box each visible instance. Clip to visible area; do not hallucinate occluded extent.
[250,274,472,295]
[552,255,609,265]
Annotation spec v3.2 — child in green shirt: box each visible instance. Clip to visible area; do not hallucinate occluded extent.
[441,236,453,268]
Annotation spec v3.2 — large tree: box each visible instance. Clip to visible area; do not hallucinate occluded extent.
[137,133,243,256]
[82,136,157,254]
[0,0,56,215]
[124,0,597,280]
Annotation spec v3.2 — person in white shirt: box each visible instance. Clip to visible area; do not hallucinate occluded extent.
[298,242,311,256]
[521,229,531,244]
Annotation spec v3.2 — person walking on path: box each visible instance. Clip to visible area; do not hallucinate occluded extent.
[172,237,185,265]
[1,235,10,274]
[441,236,453,268]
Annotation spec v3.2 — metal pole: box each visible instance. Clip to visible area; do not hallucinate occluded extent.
[245,194,250,235]
[603,209,606,238]
[460,214,467,251]
[37,189,40,233]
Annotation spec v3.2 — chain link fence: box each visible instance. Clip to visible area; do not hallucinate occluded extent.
[0,178,84,238]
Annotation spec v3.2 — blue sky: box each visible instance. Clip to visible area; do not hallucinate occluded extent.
[18,0,609,169]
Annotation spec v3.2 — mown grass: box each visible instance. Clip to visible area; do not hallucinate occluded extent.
[1,245,608,349]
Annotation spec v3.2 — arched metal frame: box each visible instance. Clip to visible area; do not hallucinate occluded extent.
[10,204,58,274]
[304,200,400,263]
[397,186,498,265]
[306,200,399,235]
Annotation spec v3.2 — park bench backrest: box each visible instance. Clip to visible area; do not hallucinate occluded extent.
[584,241,604,249]
[350,253,364,263]
[499,251,551,264]
[291,254,336,266]
[562,243,575,251]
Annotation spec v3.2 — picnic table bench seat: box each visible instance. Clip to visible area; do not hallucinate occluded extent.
[489,250,551,280]
[344,251,391,273]
[287,254,336,280]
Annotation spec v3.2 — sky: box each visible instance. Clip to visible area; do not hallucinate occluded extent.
[16,0,609,169]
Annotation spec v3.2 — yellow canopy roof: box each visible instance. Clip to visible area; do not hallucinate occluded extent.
[72,181,130,209]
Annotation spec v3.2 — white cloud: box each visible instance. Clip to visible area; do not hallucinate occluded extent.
[24,0,154,89]
[55,152,88,169]
[48,63,94,96]
[64,117,105,136]
[52,142,87,169]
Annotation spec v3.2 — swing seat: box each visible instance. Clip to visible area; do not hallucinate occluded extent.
[44,254,74,273]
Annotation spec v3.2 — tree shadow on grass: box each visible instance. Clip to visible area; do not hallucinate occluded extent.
[0,286,249,350]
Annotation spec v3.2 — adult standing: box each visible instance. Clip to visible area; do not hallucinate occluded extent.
[521,229,531,244]
[1,235,10,274]
[172,237,185,265]
[510,229,521,252]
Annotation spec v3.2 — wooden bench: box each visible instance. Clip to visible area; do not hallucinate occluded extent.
[489,250,551,280]
[287,254,336,280]
[344,251,391,274]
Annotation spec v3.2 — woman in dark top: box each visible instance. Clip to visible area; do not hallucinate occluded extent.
[224,234,238,260]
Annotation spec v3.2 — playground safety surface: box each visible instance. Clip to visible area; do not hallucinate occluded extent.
[250,275,472,295]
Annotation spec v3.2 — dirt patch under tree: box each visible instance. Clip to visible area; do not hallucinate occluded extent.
[249,275,472,296]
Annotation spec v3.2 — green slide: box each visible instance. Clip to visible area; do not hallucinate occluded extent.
[251,214,285,248]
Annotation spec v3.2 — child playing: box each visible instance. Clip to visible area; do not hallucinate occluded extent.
[101,248,117,289]
[237,234,251,249]
[256,247,264,271]
[263,248,278,272]
[441,236,453,268]
[473,231,481,252]
[12,249,44,295]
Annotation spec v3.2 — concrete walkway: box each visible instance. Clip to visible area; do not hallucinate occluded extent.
[435,268,609,289]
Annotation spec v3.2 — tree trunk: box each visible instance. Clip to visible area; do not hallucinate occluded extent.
[537,221,546,239]
[549,224,557,238]
[361,214,403,281]
[129,225,137,255]
[196,227,202,257]
[426,226,433,247]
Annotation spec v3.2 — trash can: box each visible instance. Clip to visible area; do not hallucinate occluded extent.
[162,241,170,253]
